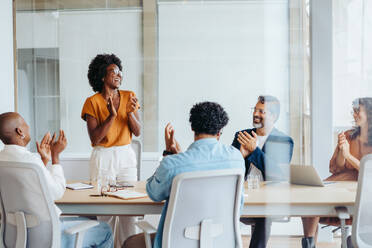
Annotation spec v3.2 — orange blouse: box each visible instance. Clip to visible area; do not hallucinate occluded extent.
[320,129,372,226]
[81,90,138,147]
[328,129,372,181]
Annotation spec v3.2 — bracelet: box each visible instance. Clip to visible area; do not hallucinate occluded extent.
[162,150,175,156]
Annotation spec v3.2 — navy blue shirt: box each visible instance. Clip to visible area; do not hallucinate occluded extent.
[232,128,294,180]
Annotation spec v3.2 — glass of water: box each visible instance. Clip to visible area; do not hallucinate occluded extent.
[247,175,254,189]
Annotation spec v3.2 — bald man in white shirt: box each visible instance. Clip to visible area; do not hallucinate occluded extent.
[0,112,113,248]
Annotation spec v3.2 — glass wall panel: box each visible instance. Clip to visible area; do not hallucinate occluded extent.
[333,0,372,133]
[13,0,372,245]
[158,1,290,146]
[16,1,143,155]
[16,0,310,160]
[158,0,310,165]
[15,0,361,244]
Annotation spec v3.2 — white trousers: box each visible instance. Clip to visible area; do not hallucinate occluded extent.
[90,144,139,247]
[90,145,137,181]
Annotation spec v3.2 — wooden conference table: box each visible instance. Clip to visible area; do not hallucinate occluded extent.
[56,181,357,218]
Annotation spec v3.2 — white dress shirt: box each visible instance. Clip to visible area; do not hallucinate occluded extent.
[0,145,66,216]
[248,134,268,181]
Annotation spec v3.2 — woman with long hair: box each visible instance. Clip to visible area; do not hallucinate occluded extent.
[301,97,372,248]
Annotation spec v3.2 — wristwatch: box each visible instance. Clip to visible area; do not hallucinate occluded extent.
[162,150,174,156]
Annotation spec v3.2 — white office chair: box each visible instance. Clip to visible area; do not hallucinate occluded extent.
[0,161,99,248]
[350,154,372,248]
[131,138,142,181]
[137,168,244,248]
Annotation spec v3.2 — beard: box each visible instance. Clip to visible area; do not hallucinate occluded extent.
[253,122,263,128]
[253,117,264,128]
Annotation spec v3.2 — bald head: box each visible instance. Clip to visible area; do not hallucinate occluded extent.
[0,112,30,146]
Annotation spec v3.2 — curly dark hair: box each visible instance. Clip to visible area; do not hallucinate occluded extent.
[350,97,372,145]
[189,102,229,135]
[87,54,122,92]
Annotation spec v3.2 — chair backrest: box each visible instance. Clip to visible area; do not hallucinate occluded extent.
[131,139,142,181]
[162,169,244,248]
[0,161,60,248]
[352,154,372,248]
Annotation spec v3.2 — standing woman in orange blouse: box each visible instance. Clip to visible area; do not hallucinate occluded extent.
[81,54,141,246]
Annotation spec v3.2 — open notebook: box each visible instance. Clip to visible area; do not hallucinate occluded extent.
[104,189,147,200]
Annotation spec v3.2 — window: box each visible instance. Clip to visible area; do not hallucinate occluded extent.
[333,0,372,131]
[18,48,60,149]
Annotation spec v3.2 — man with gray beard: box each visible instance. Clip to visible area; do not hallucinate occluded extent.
[232,95,294,248]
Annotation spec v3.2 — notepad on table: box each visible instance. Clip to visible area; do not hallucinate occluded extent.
[105,190,147,200]
[66,183,94,190]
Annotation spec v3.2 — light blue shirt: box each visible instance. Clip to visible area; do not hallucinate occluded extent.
[146,138,245,248]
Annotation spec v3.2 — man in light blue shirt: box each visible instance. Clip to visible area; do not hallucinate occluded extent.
[123,102,245,248]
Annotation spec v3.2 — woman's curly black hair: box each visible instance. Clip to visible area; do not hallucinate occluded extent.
[350,97,372,145]
[87,54,122,92]
[189,102,229,135]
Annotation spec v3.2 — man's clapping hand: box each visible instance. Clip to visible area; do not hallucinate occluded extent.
[164,123,181,154]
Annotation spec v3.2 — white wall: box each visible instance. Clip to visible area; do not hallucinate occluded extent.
[0,0,15,149]
[158,1,289,150]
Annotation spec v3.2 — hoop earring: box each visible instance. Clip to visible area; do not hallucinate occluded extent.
[21,135,25,140]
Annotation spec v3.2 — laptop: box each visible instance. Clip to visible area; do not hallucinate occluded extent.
[290,165,327,187]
